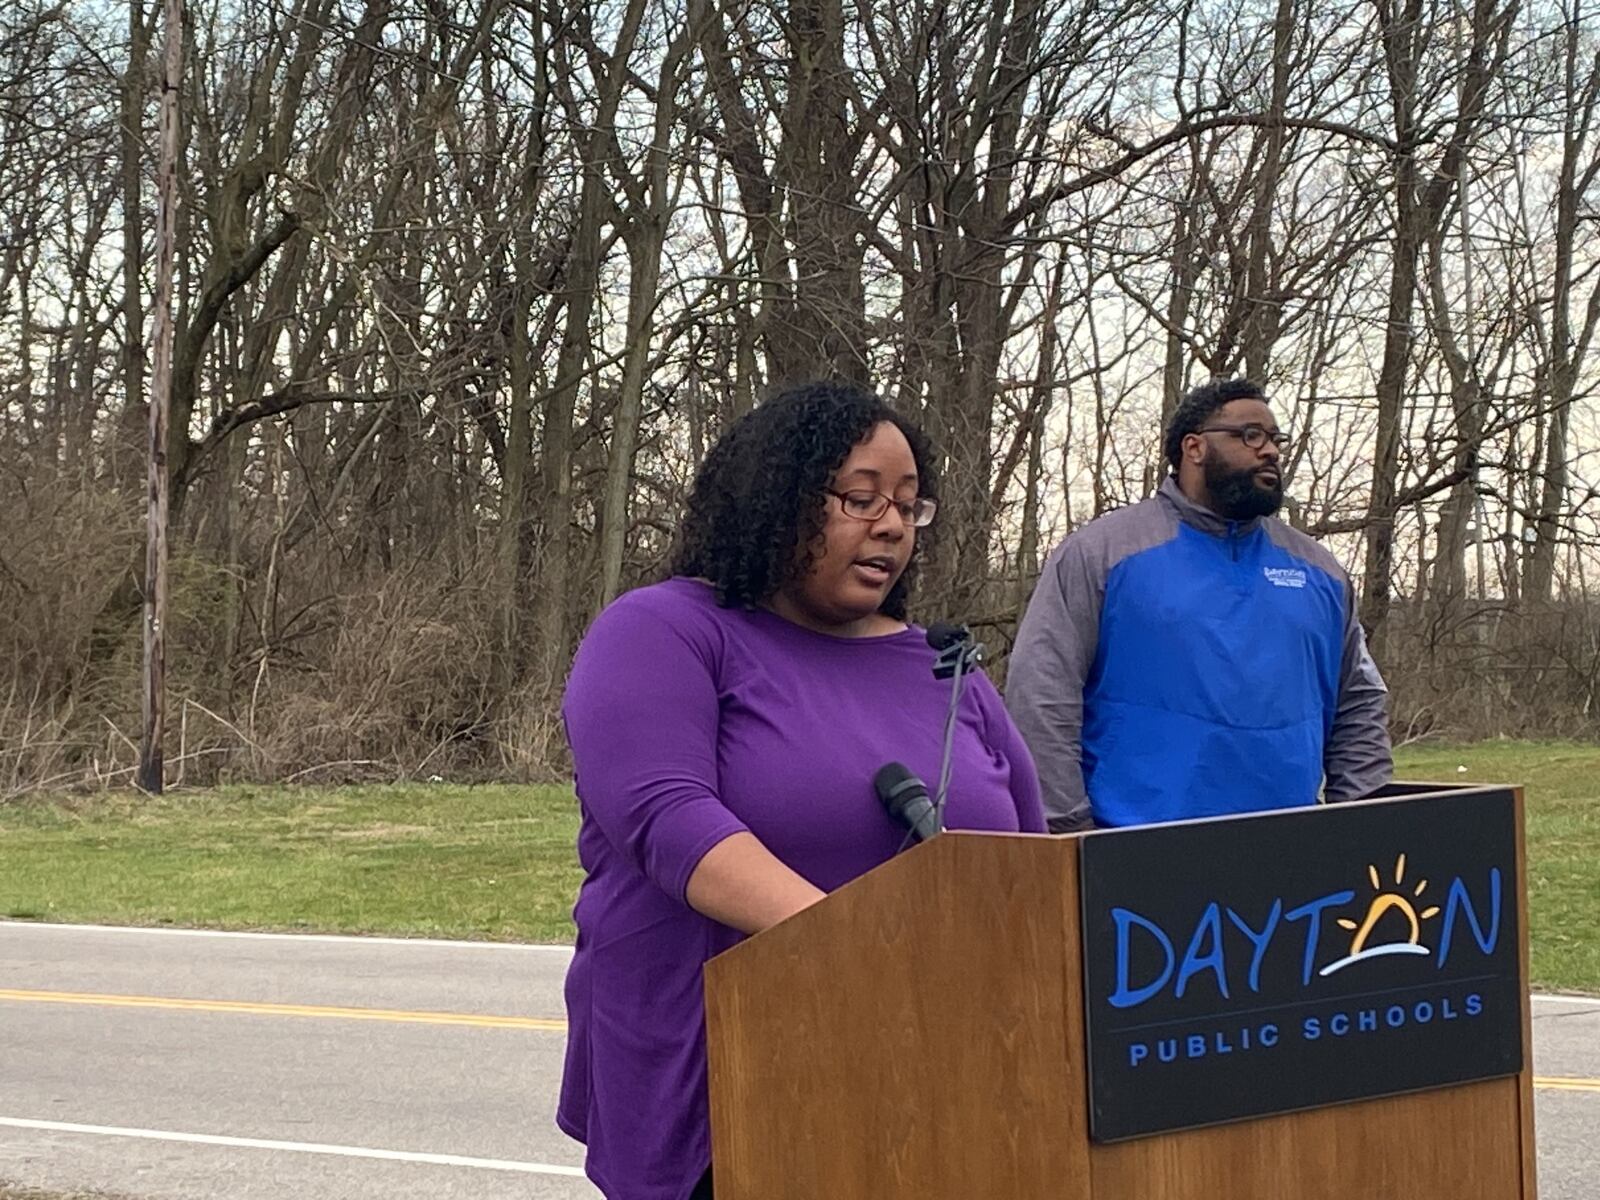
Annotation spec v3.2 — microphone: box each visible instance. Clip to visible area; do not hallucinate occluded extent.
[874,762,941,844]
[927,623,985,679]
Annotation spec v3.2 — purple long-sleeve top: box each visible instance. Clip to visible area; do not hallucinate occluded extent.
[557,578,1045,1199]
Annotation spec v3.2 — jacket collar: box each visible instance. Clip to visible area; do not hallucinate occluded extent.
[1156,474,1263,538]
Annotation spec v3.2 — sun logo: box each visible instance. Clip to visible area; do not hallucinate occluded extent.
[1318,853,1442,977]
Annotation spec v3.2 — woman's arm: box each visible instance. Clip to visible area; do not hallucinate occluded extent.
[684,832,825,934]
[564,587,822,928]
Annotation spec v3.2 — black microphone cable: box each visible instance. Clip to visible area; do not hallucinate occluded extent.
[875,624,987,853]
[925,623,986,836]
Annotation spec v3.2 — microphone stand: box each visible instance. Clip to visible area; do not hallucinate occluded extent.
[931,630,985,833]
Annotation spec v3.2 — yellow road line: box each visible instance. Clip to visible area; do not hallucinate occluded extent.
[0,988,1596,1094]
[1535,1077,1600,1093]
[0,988,566,1031]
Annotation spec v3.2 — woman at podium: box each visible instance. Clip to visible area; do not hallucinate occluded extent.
[558,380,1046,1199]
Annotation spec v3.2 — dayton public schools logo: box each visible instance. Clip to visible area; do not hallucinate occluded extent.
[1107,853,1504,1067]
[1322,853,1440,976]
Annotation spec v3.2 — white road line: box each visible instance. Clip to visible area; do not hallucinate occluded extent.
[0,1117,588,1177]
[0,921,573,953]
[1530,993,1600,1008]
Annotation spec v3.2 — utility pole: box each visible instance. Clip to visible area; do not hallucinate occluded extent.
[139,0,183,794]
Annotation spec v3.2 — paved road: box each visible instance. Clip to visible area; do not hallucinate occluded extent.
[0,922,1595,1198]
[1533,991,1600,1199]
[0,924,595,1199]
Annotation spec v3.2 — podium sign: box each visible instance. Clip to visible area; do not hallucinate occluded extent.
[1079,788,1524,1142]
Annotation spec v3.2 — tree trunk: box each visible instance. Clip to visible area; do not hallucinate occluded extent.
[1421,217,1482,609]
[1359,179,1417,654]
[595,12,691,612]
[120,1,151,490]
[773,0,867,385]
[1524,14,1599,603]
[531,0,646,688]
[1013,257,1065,625]
[1240,0,1296,381]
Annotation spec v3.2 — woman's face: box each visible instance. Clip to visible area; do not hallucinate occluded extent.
[771,421,921,637]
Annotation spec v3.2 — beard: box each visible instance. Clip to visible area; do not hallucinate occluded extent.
[1204,454,1284,520]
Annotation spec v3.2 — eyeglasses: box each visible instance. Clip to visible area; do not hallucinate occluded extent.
[1198,424,1292,452]
[825,489,938,528]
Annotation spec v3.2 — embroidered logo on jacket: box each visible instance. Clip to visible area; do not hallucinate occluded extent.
[1264,567,1308,589]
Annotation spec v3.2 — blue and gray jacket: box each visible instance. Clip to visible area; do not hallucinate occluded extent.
[1006,477,1392,831]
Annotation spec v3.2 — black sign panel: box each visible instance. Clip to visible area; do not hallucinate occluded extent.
[1079,787,1523,1141]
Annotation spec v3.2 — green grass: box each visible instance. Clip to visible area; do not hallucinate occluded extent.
[1393,741,1599,995]
[0,783,583,944]
[0,742,1595,991]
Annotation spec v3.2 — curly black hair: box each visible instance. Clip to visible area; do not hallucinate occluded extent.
[669,380,940,620]
[1163,377,1269,471]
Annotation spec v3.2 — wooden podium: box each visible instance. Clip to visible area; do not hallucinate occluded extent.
[704,789,1536,1199]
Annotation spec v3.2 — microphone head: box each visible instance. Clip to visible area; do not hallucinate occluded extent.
[925,622,969,651]
[874,762,938,843]
[874,761,921,801]
[874,762,930,815]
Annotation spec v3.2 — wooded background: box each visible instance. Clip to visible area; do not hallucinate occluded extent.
[2,0,1597,793]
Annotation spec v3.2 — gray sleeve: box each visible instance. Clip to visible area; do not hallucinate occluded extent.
[1005,536,1102,832]
[1324,584,1394,802]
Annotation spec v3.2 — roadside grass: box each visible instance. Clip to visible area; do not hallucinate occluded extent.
[0,742,1594,990]
[1392,741,1598,995]
[0,783,582,944]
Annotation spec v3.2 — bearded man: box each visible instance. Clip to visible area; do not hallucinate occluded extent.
[1006,377,1392,831]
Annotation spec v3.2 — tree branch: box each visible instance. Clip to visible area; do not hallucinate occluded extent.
[1306,467,1475,536]
[191,385,430,467]
[1006,115,1400,230]
[180,211,302,365]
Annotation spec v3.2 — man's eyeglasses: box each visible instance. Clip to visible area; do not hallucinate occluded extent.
[1197,424,1292,452]
[825,489,938,528]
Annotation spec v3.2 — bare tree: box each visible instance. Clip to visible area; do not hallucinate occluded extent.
[1360,0,1519,652]
[4,0,1599,790]
[1521,0,1600,603]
